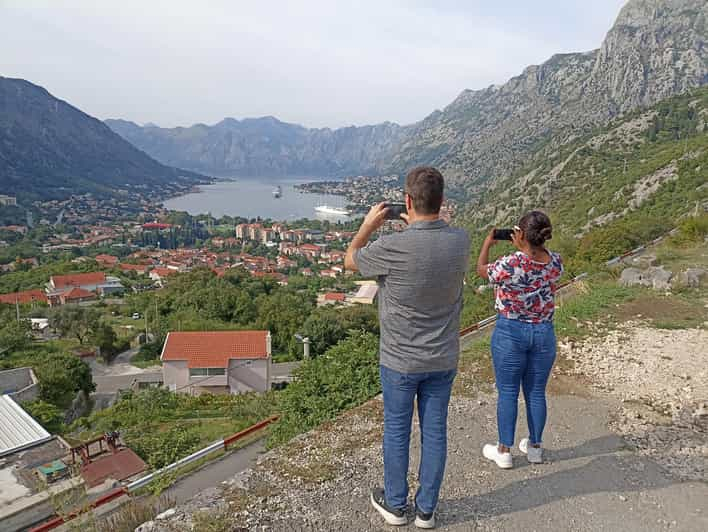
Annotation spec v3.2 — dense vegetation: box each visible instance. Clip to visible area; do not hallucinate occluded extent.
[124,267,375,361]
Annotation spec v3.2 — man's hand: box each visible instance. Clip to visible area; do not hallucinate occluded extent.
[362,202,389,231]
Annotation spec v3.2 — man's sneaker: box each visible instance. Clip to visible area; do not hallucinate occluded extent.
[414,508,435,529]
[482,443,513,469]
[370,488,407,526]
[519,438,543,463]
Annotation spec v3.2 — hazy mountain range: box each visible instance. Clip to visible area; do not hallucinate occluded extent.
[1,0,706,204]
[106,0,707,189]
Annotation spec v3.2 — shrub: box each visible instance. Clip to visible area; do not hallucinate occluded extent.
[268,330,380,448]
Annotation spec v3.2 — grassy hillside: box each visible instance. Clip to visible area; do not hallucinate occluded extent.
[461,87,708,272]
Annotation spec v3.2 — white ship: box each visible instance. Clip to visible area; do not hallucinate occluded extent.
[272,185,282,198]
[315,205,350,216]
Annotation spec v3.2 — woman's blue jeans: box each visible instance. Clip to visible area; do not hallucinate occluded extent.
[380,365,456,514]
[491,316,556,447]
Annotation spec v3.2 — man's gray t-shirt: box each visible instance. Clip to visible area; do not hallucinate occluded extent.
[354,219,470,374]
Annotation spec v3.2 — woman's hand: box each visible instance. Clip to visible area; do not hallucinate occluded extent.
[477,228,497,279]
[484,228,498,246]
[510,225,523,249]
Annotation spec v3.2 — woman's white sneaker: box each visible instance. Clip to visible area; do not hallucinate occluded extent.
[482,443,513,469]
[519,438,543,463]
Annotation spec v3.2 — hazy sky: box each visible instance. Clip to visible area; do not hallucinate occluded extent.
[0,0,627,129]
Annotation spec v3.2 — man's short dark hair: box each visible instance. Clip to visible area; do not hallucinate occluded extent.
[405,166,444,215]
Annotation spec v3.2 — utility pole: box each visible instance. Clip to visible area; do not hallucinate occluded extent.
[145,308,149,343]
[15,298,20,323]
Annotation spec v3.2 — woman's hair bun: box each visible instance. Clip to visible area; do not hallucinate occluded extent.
[519,210,553,246]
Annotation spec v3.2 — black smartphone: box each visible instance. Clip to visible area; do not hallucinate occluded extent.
[383,202,407,220]
[493,228,514,241]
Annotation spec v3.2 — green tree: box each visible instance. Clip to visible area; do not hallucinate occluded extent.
[91,321,119,362]
[268,331,380,447]
[50,306,100,345]
[23,400,64,433]
[34,352,95,407]
[0,319,31,354]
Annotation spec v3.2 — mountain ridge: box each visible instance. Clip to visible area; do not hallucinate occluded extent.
[105,0,707,185]
[0,77,207,201]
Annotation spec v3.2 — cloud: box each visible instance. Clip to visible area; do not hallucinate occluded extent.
[0,0,627,128]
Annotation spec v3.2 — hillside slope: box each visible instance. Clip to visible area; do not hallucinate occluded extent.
[0,77,206,201]
[462,86,708,265]
[105,117,407,177]
[387,0,708,187]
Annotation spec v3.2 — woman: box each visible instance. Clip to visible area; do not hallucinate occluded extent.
[476,211,563,468]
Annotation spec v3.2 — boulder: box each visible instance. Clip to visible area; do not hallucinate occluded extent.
[676,268,707,288]
[619,266,673,290]
[619,268,647,287]
[645,266,673,290]
[631,253,658,268]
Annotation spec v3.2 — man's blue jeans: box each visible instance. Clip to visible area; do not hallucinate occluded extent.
[491,315,556,447]
[380,364,456,514]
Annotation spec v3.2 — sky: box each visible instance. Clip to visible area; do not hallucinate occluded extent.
[0,0,627,129]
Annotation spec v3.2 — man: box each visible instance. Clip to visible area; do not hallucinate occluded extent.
[345,166,470,529]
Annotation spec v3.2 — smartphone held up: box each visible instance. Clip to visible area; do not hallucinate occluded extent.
[383,202,407,221]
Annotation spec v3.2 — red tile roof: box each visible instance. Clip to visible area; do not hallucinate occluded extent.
[161,331,270,368]
[0,289,48,305]
[62,287,96,301]
[52,272,106,289]
[95,254,119,265]
[151,267,175,277]
[323,292,346,302]
[120,263,147,273]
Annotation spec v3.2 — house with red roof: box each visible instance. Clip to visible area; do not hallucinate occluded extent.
[46,272,124,306]
[94,254,119,267]
[317,292,346,306]
[160,331,272,395]
[119,263,148,275]
[0,289,48,306]
[59,287,97,305]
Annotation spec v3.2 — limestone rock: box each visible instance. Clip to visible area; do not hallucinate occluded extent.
[620,267,647,287]
[645,266,673,290]
[676,268,707,288]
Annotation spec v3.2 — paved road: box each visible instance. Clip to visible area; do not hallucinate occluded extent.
[165,439,266,505]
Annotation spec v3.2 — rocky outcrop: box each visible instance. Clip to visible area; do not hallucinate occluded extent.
[387,0,708,186]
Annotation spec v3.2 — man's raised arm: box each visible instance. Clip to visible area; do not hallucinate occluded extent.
[344,202,389,273]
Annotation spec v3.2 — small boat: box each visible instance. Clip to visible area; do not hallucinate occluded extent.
[272,186,282,198]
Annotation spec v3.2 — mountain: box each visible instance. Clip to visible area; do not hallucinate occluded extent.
[106,0,707,187]
[461,85,708,264]
[0,77,207,201]
[105,117,407,177]
[388,0,708,187]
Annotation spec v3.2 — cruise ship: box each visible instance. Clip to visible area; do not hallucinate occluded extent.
[314,205,350,216]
